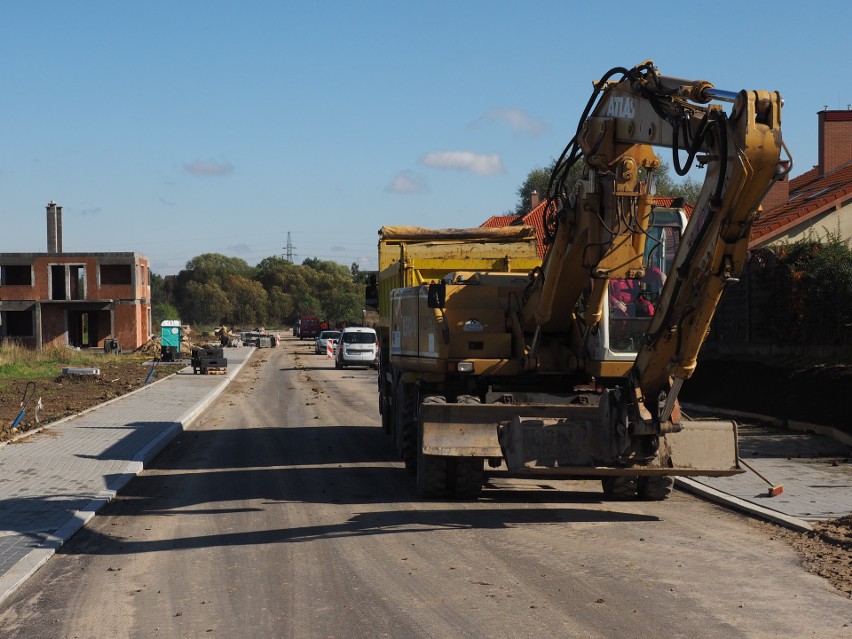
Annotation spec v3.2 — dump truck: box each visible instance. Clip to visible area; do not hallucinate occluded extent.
[374,226,542,436]
[379,60,788,500]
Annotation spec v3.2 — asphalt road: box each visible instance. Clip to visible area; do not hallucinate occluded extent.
[0,341,849,638]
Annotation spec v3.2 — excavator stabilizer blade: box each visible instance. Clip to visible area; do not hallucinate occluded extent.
[419,402,588,458]
[661,418,742,476]
[420,402,742,477]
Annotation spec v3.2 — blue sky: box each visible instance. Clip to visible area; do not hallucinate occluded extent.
[2,1,850,275]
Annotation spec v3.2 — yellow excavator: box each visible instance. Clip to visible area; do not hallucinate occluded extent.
[380,60,788,499]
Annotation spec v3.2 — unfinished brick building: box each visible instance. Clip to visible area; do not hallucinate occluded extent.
[0,202,152,350]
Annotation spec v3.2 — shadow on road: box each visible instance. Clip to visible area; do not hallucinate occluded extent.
[56,504,659,557]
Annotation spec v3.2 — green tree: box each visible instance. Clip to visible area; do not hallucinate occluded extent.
[165,252,368,328]
[222,274,269,327]
[513,158,585,214]
[179,281,231,326]
[777,229,852,338]
[180,253,253,286]
[267,286,294,325]
[152,301,180,327]
[150,272,170,306]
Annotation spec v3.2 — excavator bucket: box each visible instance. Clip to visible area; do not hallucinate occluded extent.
[420,401,742,477]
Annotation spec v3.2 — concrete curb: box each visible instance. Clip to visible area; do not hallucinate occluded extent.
[681,403,852,447]
[0,349,254,606]
[676,478,814,532]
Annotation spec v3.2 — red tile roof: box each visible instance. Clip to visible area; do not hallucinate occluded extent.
[750,163,852,246]
[480,202,549,257]
[653,197,694,215]
[480,214,517,229]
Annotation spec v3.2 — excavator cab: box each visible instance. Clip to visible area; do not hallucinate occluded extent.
[587,207,687,370]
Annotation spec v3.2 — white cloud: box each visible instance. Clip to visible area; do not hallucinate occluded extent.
[183,160,234,177]
[419,151,504,176]
[227,243,251,254]
[385,171,428,193]
[471,108,548,136]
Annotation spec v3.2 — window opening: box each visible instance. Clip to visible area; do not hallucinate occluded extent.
[0,265,33,286]
[100,264,132,285]
[50,265,66,300]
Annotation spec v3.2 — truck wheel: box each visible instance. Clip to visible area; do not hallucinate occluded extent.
[393,383,405,458]
[637,476,673,501]
[601,475,639,500]
[380,392,392,434]
[398,384,418,473]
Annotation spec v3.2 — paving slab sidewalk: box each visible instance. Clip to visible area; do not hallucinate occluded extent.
[0,347,253,605]
[678,405,852,531]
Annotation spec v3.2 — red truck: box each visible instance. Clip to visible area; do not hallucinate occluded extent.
[298,315,321,340]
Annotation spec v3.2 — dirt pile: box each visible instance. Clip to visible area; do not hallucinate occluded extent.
[774,516,852,598]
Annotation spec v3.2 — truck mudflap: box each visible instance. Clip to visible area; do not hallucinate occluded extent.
[419,402,742,477]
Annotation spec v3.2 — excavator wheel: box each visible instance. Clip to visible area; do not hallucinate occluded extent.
[449,458,484,499]
[637,476,673,501]
[601,475,639,500]
[450,395,485,499]
[417,396,451,498]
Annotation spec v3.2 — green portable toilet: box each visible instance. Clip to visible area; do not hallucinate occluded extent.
[161,320,182,362]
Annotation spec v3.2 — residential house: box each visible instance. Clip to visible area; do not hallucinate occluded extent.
[750,109,852,247]
[0,202,152,350]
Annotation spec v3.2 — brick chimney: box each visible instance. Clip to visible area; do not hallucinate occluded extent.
[46,200,63,253]
[818,109,852,177]
[760,160,790,212]
[530,190,541,210]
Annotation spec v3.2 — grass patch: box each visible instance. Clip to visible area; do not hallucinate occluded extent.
[0,342,146,386]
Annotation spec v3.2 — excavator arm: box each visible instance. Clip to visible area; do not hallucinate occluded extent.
[521,61,785,426]
[632,83,784,424]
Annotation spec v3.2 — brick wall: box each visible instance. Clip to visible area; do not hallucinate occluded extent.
[819,110,852,176]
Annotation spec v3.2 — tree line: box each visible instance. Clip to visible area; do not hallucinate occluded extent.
[151,254,366,329]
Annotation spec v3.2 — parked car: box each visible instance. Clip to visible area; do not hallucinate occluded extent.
[335,327,378,368]
[315,330,341,355]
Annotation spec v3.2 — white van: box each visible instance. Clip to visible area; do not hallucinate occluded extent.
[335,327,378,368]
